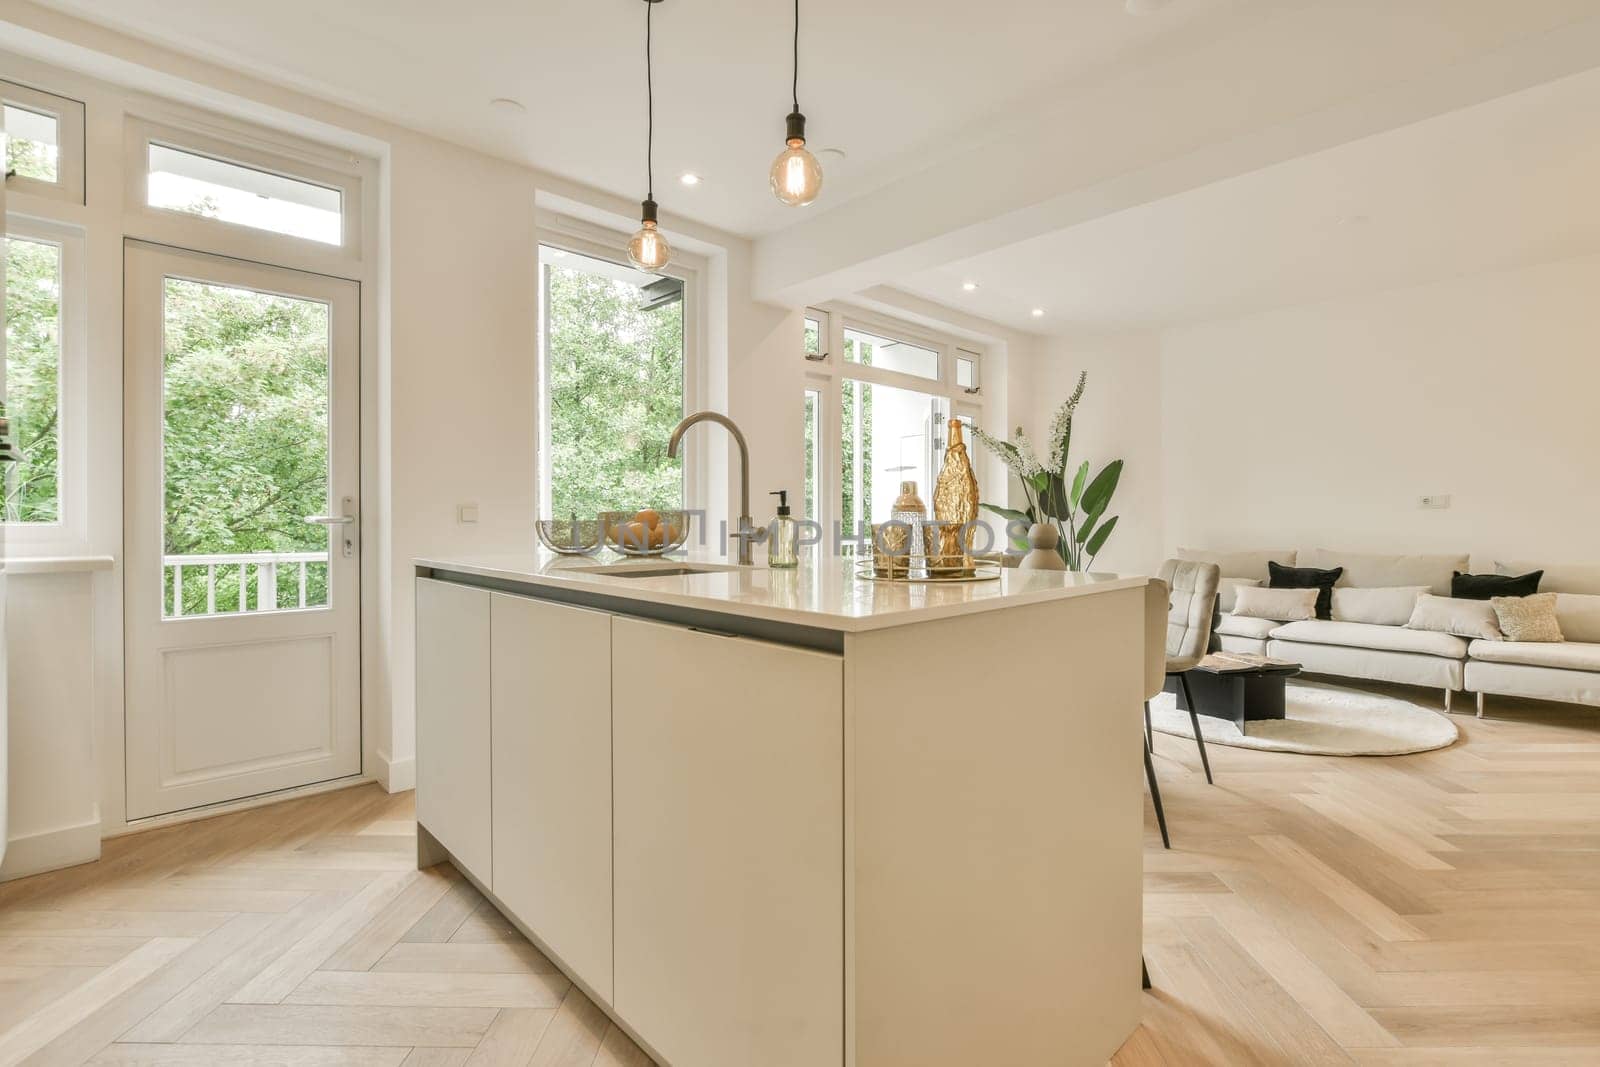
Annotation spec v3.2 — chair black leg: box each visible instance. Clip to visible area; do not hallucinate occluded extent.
[1142,956,1151,990]
[1144,741,1171,849]
[1177,672,1214,785]
[1144,700,1153,752]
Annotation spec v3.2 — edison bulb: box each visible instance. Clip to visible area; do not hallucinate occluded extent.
[627,219,671,271]
[771,139,823,207]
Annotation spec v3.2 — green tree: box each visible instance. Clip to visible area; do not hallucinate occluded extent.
[546,265,683,519]
[3,236,61,523]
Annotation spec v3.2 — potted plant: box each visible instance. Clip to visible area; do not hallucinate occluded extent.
[970,372,1123,571]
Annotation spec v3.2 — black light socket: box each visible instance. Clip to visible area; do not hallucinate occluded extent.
[785,111,807,145]
[640,197,659,224]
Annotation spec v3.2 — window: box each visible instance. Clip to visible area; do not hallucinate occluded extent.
[3,234,63,523]
[956,350,980,393]
[843,325,939,381]
[146,144,343,246]
[4,103,57,182]
[803,387,821,520]
[540,245,685,519]
[804,314,824,361]
[840,379,948,546]
[2,80,85,204]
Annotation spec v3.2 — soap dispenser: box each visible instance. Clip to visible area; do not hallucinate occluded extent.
[768,490,798,569]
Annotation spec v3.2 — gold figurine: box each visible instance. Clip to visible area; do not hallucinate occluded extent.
[933,417,980,567]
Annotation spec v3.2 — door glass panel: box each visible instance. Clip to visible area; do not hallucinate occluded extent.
[161,277,332,617]
[3,103,59,183]
[840,379,949,551]
[3,235,62,523]
[802,388,820,520]
[147,144,343,245]
[842,325,939,380]
[541,245,685,519]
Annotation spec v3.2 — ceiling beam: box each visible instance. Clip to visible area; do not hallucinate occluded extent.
[752,1,1600,306]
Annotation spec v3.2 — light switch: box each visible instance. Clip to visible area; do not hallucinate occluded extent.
[1418,495,1451,510]
[458,504,480,524]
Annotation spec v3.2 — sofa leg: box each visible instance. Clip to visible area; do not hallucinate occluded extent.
[1444,687,1452,713]
[1476,691,1485,719]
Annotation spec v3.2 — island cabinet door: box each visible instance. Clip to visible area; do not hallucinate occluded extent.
[415,579,493,886]
[490,593,615,1002]
[612,617,845,1067]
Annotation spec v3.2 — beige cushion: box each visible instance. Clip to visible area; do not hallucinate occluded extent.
[1215,614,1280,640]
[1491,593,1563,644]
[1272,619,1469,659]
[1330,586,1429,627]
[1300,549,1466,595]
[1233,586,1318,623]
[1157,558,1221,672]
[1176,547,1295,583]
[1557,594,1600,644]
[1497,560,1600,595]
[1405,594,1503,641]
[1469,640,1600,672]
[1217,577,1263,613]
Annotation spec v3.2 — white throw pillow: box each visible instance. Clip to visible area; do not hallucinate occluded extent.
[1492,593,1564,643]
[1404,594,1503,641]
[1330,586,1429,627]
[1556,593,1600,644]
[1233,585,1319,623]
[1218,577,1263,613]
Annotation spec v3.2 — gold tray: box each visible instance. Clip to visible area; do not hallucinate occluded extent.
[853,559,1002,584]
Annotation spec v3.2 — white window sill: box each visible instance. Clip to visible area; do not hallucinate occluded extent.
[3,555,116,575]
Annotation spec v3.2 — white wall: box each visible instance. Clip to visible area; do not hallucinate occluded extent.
[1161,253,1600,564]
[1018,333,1165,576]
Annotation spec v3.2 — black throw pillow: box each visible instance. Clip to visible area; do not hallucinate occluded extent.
[1268,561,1342,620]
[1451,570,1542,601]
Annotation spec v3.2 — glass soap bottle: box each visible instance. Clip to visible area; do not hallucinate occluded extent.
[768,490,798,569]
[891,479,927,578]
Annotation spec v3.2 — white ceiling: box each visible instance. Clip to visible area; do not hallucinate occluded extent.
[29,0,1257,236]
[897,65,1600,332]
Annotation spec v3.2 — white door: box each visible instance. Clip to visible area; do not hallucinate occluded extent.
[124,241,361,819]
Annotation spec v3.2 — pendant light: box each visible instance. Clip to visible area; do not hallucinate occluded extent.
[627,0,672,271]
[770,0,822,207]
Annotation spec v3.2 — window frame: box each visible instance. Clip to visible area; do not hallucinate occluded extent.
[123,117,366,275]
[2,215,88,549]
[534,213,708,524]
[2,79,86,206]
[803,303,988,555]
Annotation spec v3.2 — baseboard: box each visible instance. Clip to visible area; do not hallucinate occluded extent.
[375,749,415,794]
[1,813,102,882]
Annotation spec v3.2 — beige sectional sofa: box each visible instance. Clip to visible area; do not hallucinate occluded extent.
[1180,548,1600,716]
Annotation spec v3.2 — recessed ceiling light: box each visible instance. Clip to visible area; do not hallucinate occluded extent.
[962,281,979,292]
[489,97,526,114]
[679,172,702,186]
[816,147,847,162]
[1031,308,1045,318]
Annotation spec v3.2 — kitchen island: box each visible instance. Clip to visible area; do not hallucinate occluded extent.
[414,551,1147,1067]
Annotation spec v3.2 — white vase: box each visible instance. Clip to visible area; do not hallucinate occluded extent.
[1019,523,1067,571]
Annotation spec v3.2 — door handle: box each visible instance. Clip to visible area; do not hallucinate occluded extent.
[305,497,358,558]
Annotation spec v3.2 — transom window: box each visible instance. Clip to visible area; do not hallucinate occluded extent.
[146,143,344,246]
[843,325,939,380]
[2,79,85,204]
[4,103,58,183]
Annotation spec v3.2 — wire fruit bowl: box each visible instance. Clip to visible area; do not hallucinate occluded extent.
[536,518,602,555]
[599,510,690,557]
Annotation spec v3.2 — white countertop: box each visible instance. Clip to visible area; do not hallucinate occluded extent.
[416,549,1147,633]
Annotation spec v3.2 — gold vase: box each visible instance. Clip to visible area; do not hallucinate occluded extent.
[933,417,980,566]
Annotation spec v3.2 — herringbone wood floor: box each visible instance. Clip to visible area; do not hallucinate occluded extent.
[0,683,1596,1065]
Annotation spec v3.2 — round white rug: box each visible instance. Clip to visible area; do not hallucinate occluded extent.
[1149,679,1458,756]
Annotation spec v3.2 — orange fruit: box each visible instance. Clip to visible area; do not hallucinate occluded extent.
[635,508,663,530]
[620,521,650,549]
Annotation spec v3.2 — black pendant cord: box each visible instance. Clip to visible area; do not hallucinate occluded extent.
[791,0,800,114]
[646,0,655,200]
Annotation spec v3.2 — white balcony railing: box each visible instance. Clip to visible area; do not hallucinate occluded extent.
[164,551,330,618]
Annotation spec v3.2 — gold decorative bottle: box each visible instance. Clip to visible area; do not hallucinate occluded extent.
[933,417,980,570]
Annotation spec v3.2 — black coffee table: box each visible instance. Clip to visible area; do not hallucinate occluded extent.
[1162,653,1302,732]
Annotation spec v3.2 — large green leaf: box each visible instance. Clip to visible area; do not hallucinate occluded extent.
[1079,460,1123,521]
[1084,514,1119,558]
[981,502,1031,525]
[1068,460,1089,510]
